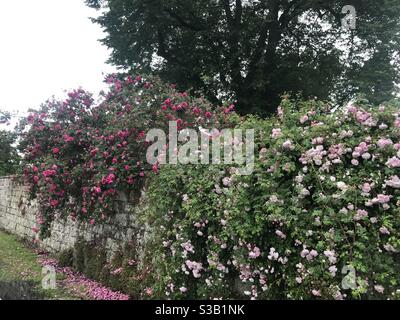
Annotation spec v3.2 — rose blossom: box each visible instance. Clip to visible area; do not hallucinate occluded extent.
[249,246,261,259]
[379,226,390,235]
[374,285,384,294]
[271,128,282,139]
[385,176,400,189]
[300,115,309,124]
[386,157,400,168]
[354,209,368,221]
[361,183,372,193]
[377,138,393,149]
[312,290,321,297]
[372,194,392,204]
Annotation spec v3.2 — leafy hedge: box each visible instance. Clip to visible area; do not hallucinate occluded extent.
[143,97,400,300]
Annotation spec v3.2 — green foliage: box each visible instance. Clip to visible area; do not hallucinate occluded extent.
[18,74,230,238]
[58,248,74,268]
[69,240,154,299]
[87,0,400,115]
[143,97,400,299]
[0,109,20,176]
[73,240,87,273]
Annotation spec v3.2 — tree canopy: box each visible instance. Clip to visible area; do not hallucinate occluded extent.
[87,0,400,115]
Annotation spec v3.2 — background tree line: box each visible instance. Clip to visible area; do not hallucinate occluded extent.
[0,110,19,176]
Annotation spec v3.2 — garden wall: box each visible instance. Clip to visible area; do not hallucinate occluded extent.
[0,176,147,259]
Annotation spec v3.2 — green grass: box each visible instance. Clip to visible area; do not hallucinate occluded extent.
[0,230,80,300]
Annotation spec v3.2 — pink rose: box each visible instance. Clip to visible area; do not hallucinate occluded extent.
[50,199,59,207]
[271,128,282,139]
[63,134,75,143]
[361,183,372,193]
[249,246,261,259]
[386,157,400,168]
[377,138,393,149]
[93,187,102,194]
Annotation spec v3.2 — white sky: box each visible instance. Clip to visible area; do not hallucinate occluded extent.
[0,0,117,113]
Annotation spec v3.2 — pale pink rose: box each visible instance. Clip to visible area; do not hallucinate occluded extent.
[377,138,393,149]
[282,140,294,150]
[386,157,400,168]
[385,175,400,188]
[361,183,372,193]
[379,226,390,235]
[374,285,384,294]
[300,115,309,124]
[271,128,282,139]
[312,289,321,297]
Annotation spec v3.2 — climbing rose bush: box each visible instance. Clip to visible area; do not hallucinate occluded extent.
[18,75,234,238]
[144,97,400,300]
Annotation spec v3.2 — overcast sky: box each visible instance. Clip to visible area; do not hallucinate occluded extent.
[0,0,116,113]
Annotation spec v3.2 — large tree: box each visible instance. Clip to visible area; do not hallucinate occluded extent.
[86,0,400,115]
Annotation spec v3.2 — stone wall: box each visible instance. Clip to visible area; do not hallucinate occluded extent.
[0,176,147,259]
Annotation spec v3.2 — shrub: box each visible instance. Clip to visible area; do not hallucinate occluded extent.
[58,248,74,268]
[18,75,233,238]
[73,240,87,273]
[144,97,400,300]
[67,239,151,299]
